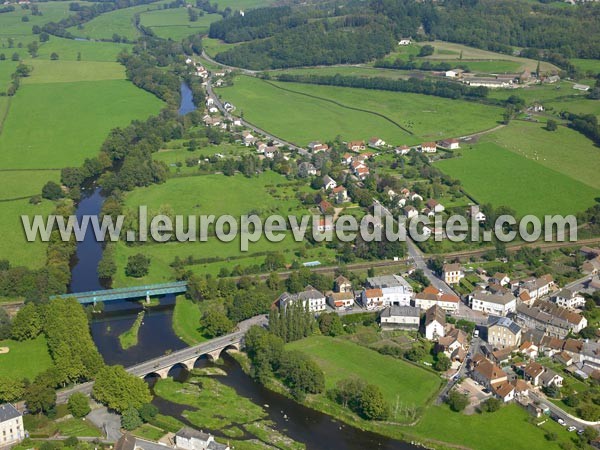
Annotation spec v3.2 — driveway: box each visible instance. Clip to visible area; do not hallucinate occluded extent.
[87,405,122,442]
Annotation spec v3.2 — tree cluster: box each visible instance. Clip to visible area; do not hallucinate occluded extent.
[328,377,390,420]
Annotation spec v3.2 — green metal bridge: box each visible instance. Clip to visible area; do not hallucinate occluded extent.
[50,281,188,304]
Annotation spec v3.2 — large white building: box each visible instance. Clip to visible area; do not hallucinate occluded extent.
[277,285,327,313]
[469,290,516,316]
[414,286,460,313]
[442,263,464,285]
[379,306,420,330]
[0,404,24,448]
[550,288,586,309]
[366,275,414,307]
[424,305,446,340]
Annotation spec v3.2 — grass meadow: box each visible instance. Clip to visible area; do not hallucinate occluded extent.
[0,79,163,169]
[0,198,56,269]
[572,58,600,75]
[67,2,168,41]
[36,37,132,62]
[0,170,60,200]
[172,296,207,345]
[139,9,221,41]
[219,76,502,146]
[22,60,125,84]
[0,335,53,380]
[0,1,75,37]
[0,61,18,92]
[436,141,599,217]
[287,336,442,411]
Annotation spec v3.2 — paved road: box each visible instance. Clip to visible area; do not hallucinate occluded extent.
[529,391,600,430]
[436,336,483,405]
[87,406,122,441]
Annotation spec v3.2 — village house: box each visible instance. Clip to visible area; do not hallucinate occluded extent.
[468,204,486,222]
[425,199,445,214]
[395,145,411,155]
[341,153,354,165]
[490,273,510,287]
[322,175,337,190]
[438,138,460,150]
[379,305,421,330]
[553,351,573,367]
[355,166,370,180]
[437,327,468,362]
[442,263,465,285]
[332,185,349,204]
[361,288,385,310]
[404,205,418,220]
[346,140,366,152]
[319,200,333,215]
[398,38,411,45]
[414,285,460,313]
[328,292,355,310]
[540,369,564,388]
[368,137,386,148]
[445,70,458,78]
[176,427,231,450]
[308,141,329,153]
[298,162,317,178]
[471,357,508,388]
[424,304,446,340]
[264,146,277,159]
[516,301,588,338]
[334,275,352,293]
[550,288,586,309]
[461,77,512,88]
[520,362,545,386]
[492,382,515,403]
[517,341,539,360]
[315,217,333,233]
[518,275,554,302]
[487,316,521,349]
[419,142,437,153]
[469,290,517,316]
[409,191,423,202]
[366,275,414,307]
[277,286,327,313]
[242,131,256,146]
[0,404,24,448]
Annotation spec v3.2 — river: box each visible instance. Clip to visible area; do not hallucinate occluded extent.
[68,83,420,450]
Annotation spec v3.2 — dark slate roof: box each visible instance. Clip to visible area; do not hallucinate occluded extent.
[380,305,420,318]
[488,316,521,335]
[0,403,21,422]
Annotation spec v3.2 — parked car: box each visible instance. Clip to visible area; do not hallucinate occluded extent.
[567,426,576,432]
[557,418,566,426]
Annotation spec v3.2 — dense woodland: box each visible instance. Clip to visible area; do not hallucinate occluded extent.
[209,0,600,70]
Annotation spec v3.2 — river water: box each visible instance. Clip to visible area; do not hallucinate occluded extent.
[69,83,420,450]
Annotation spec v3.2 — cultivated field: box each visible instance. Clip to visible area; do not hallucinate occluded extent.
[0,79,163,169]
[436,141,599,217]
[218,76,503,146]
[22,60,126,84]
[139,9,221,41]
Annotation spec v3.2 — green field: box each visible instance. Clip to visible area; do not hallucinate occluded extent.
[68,2,167,41]
[23,60,126,84]
[287,336,442,411]
[140,9,221,40]
[0,335,53,380]
[481,121,600,190]
[201,37,239,57]
[0,2,77,37]
[37,37,132,62]
[0,170,60,200]
[172,296,207,345]
[0,61,18,92]
[0,198,57,269]
[56,418,102,437]
[572,58,600,75]
[436,141,600,217]
[406,404,574,450]
[0,79,163,170]
[219,76,503,146]
[275,65,415,81]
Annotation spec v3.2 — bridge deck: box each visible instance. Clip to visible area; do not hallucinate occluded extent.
[50,281,188,304]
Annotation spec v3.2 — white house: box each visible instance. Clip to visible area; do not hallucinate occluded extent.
[468,204,486,222]
[361,288,385,310]
[404,206,418,219]
[366,275,414,307]
[175,427,230,450]
[425,199,445,214]
[308,141,329,153]
[519,275,554,301]
[332,185,348,204]
[277,286,327,313]
[420,142,437,153]
[0,404,24,448]
[438,138,460,150]
[445,70,458,78]
[442,263,464,285]
[424,305,446,340]
[395,145,411,155]
[414,285,460,313]
[242,131,256,146]
[368,137,386,148]
[379,306,420,330]
[322,175,337,190]
[469,290,517,316]
[398,38,411,45]
[551,288,586,309]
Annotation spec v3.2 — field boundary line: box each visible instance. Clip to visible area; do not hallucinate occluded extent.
[0,96,12,136]
[262,79,415,136]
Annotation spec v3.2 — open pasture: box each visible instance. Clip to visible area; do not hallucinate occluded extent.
[139,8,221,40]
[37,37,132,62]
[436,141,599,217]
[0,79,163,169]
[22,59,125,83]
